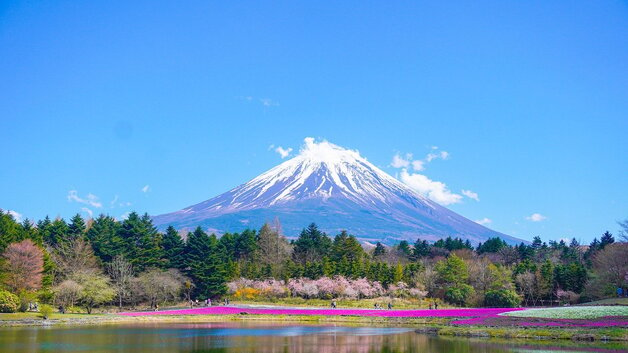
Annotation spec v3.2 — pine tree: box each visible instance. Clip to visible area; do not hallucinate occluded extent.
[331,231,365,263]
[412,239,429,260]
[600,231,614,249]
[68,213,86,240]
[292,223,331,265]
[162,226,186,270]
[86,215,123,263]
[185,227,227,299]
[373,242,386,257]
[45,218,69,247]
[118,212,164,271]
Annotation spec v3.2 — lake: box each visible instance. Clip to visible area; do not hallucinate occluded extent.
[0,322,624,353]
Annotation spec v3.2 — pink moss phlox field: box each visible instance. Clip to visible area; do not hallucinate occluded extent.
[451,314,628,328]
[119,306,522,318]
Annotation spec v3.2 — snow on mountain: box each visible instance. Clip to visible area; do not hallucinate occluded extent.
[152,138,524,245]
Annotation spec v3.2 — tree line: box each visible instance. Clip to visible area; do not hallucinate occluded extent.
[0,210,626,313]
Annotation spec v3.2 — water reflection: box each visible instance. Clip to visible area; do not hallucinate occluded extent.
[0,322,624,353]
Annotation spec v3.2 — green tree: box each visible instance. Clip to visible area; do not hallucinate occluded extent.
[292,223,331,265]
[86,215,123,263]
[436,254,474,306]
[118,212,164,271]
[331,231,365,263]
[67,214,86,240]
[75,272,116,314]
[412,239,429,260]
[372,242,386,258]
[162,226,186,270]
[185,227,227,299]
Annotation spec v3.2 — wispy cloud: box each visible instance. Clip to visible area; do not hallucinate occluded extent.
[110,195,119,208]
[67,190,102,208]
[391,147,449,171]
[411,160,425,171]
[241,96,279,107]
[259,98,279,107]
[81,207,93,218]
[274,146,293,159]
[461,189,479,201]
[399,169,463,205]
[391,153,411,168]
[7,210,22,222]
[475,218,492,225]
[118,211,131,221]
[526,213,547,222]
[141,185,150,193]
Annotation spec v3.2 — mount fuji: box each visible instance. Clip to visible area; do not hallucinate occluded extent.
[153,138,523,245]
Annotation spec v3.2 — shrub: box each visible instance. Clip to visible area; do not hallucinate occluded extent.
[18,291,38,312]
[444,284,474,306]
[484,289,521,308]
[39,304,53,319]
[234,287,260,300]
[0,290,20,313]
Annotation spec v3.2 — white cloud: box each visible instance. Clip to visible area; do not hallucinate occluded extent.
[526,213,547,222]
[391,153,411,168]
[118,212,131,221]
[462,189,480,201]
[81,207,93,218]
[391,147,449,171]
[426,150,449,162]
[141,185,150,193]
[475,218,492,225]
[411,160,425,171]
[259,98,279,107]
[67,190,102,208]
[274,146,293,159]
[7,210,22,222]
[399,169,463,205]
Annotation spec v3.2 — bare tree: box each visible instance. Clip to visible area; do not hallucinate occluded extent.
[50,238,100,281]
[258,221,291,269]
[515,272,538,306]
[53,280,82,312]
[618,218,628,242]
[133,268,186,309]
[107,255,134,310]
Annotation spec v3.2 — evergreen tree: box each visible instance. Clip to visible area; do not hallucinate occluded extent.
[86,215,123,263]
[397,240,412,258]
[162,226,186,269]
[600,231,614,249]
[185,227,227,299]
[292,223,331,265]
[68,213,86,240]
[45,218,69,247]
[373,242,386,257]
[412,239,429,260]
[331,231,365,263]
[118,212,164,271]
[476,237,507,254]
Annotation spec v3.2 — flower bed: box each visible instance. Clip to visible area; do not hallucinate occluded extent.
[119,306,522,318]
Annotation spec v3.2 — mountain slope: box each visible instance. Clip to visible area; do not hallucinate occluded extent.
[153,138,523,245]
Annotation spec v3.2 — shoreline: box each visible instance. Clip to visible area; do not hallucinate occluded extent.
[1,310,626,342]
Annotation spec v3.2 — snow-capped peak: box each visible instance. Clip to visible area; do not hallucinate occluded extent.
[153,137,522,245]
[298,137,363,165]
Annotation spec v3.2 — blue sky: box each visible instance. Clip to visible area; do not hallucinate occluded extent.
[1,1,626,243]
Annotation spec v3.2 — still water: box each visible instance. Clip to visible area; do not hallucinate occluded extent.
[0,322,625,353]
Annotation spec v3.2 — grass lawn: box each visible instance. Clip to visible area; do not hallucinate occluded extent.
[503,306,628,319]
[577,298,628,306]
[0,312,108,321]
